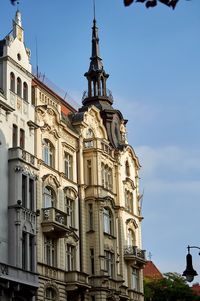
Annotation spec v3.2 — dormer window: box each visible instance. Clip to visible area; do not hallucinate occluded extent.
[17,53,21,61]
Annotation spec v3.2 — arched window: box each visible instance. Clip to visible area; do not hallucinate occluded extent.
[43,186,55,208]
[23,82,28,101]
[43,139,55,167]
[103,208,113,235]
[127,229,135,247]
[10,72,15,92]
[17,77,22,97]
[45,287,57,301]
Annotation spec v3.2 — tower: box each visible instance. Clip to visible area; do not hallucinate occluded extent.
[72,16,146,301]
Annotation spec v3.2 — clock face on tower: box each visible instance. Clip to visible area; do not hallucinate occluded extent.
[111,114,121,148]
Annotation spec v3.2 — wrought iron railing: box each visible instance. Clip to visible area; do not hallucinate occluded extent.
[124,246,146,260]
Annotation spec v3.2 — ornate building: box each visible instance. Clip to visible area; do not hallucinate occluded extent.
[0,10,38,300]
[0,10,146,301]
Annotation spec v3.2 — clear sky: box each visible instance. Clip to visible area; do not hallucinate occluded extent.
[1,0,200,280]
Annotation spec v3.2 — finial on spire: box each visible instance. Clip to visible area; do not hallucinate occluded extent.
[93,0,96,20]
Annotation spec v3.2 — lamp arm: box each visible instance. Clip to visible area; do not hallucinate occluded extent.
[188,245,200,254]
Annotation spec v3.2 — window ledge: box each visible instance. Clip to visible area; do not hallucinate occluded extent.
[103,232,116,239]
[86,230,95,234]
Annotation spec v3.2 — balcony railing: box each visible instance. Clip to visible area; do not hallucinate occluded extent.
[41,207,69,237]
[65,271,90,290]
[8,147,37,167]
[124,246,146,263]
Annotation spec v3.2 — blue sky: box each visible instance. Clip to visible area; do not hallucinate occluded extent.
[1,0,200,280]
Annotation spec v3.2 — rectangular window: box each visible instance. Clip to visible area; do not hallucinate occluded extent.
[64,153,73,180]
[131,268,139,291]
[29,178,34,211]
[88,204,93,230]
[22,174,27,207]
[87,160,92,185]
[20,128,25,149]
[12,124,18,147]
[29,235,34,272]
[66,244,76,271]
[45,238,57,267]
[66,198,74,227]
[104,251,114,277]
[22,232,26,269]
[90,248,95,274]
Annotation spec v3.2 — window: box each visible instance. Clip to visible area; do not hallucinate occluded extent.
[87,159,92,185]
[22,174,27,207]
[22,232,35,271]
[64,152,73,180]
[20,128,25,149]
[43,186,55,208]
[125,160,130,177]
[29,178,34,211]
[104,251,114,277]
[12,124,18,147]
[103,208,113,235]
[22,232,26,270]
[17,77,22,97]
[131,268,139,291]
[65,197,74,227]
[44,238,57,267]
[29,235,34,272]
[125,190,133,213]
[10,72,15,92]
[88,203,93,231]
[101,163,113,190]
[45,288,57,301]
[127,229,135,247]
[90,248,95,274]
[66,244,76,271]
[43,139,55,167]
[23,82,28,101]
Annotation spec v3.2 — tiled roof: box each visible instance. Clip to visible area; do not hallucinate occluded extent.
[192,283,200,296]
[143,260,163,280]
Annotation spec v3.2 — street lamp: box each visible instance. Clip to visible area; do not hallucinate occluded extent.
[182,245,199,282]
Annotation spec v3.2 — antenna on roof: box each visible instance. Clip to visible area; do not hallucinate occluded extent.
[35,37,39,78]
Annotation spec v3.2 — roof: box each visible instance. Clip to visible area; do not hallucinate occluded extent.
[143,260,163,280]
[192,283,200,296]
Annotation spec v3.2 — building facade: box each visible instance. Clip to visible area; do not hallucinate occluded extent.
[0,10,146,301]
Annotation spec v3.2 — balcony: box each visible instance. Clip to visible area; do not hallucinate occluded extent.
[41,207,70,237]
[124,246,146,266]
[65,271,90,291]
[8,147,37,168]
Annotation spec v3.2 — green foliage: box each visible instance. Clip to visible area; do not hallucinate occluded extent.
[144,272,200,301]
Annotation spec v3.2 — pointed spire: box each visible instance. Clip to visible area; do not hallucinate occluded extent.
[13,9,24,42]
[83,16,112,107]
[15,9,22,27]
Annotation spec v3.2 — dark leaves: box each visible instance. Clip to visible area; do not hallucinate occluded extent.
[124,0,182,9]
[146,0,157,8]
[124,0,134,6]
[10,0,18,5]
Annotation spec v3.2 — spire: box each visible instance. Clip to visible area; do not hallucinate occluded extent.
[15,9,22,27]
[83,16,112,107]
[13,9,24,42]
[89,18,103,71]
